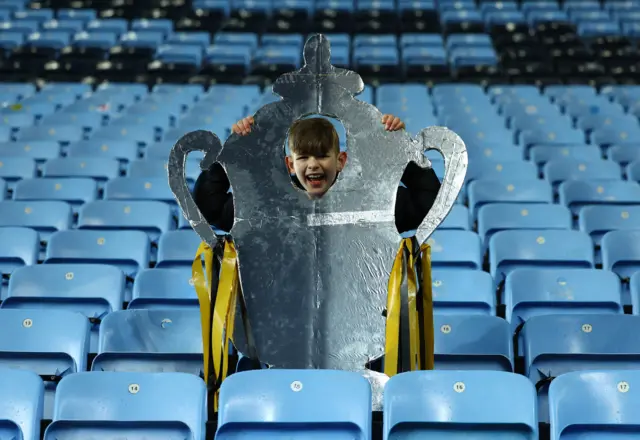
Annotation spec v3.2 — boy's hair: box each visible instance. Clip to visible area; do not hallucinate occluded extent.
[288,117,340,156]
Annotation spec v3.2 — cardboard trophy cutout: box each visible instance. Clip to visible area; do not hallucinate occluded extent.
[169,34,467,408]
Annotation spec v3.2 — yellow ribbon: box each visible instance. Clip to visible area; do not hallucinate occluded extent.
[384,238,435,376]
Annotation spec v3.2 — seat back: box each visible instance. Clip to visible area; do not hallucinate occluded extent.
[0,368,44,440]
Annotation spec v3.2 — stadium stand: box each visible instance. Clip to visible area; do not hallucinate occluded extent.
[2,0,640,438]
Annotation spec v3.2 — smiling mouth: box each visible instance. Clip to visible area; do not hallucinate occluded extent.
[306,174,326,188]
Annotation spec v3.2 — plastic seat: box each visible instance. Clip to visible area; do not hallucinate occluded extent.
[549,370,640,440]
[431,269,496,315]
[128,159,201,184]
[477,203,572,245]
[104,177,176,204]
[217,369,371,440]
[505,268,623,333]
[13,178,98,209]
[529,145,602,168]
[425,230,483,270]
[43,158,120,182]
[0,369,44,440]
[156,44,203,66]
[92,309,203,375]
[0,178,5,200]
[468,179,553,220]
[78,201,173,243]
[629,160,640,182]
[67,140,139,163]
[130,268,198,309]
[383,370,537,440]
[0,201,71,242]
[0,226,39,277]
[44,372,207,440]
[544,159,622,187]
[602,230,640,283]
[157,230,204,269]
[45,230,150,278]
[0,309,89,419]
[559,180,640,216]
[0,157,34,183]
[92,124,156,146]
[579,205,640,247]
[608,144,640,167]
[522,314,640,423]
[490,230,594,283]
[0,140,61,161]
[16,124,84,144]
[434,314,513,371]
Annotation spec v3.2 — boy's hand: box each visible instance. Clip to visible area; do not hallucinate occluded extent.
[382,114,406,131]
[232,116,255,135]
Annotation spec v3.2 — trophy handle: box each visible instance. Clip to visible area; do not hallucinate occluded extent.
[168,130,224,249]
[416,126,468,245]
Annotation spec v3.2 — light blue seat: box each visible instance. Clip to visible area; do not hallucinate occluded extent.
[549,370,640,440]
[67,139,139,163]
[78,201,174,243]
[0,368,44,440]
[383,370,537,440]
[579,205,640,248]
[130,268,198,309]
[13,178,98,209]
[559,180,640,216]
[426,230,483,270]
[217,369,371,440]
[629,160,640,182]
[544,159,622,188]
[434,314,513,371]
[529,145,602,168]
[490,230,594,283]
[157,230,203,269]
[44,372,207,440]
[93,123,157,146]
[128,159,201,184]
[431,269,495,315]
[468,179,553,220]
[602,230,640,284]
[41,111,103,134]
[0,226,39,277]
[0,309,89,419]
[477,203,572,245]
[609,145,640,167]
[0,157,35,184]
[0,201,72,242]
[104,177,176,204]
[522,314,640,423]
[92,309,203,375]
[505,268,623,334]
[45,230,150,278]
[43,158,120,182]
[0,140,61,161]
[16,124,84,144]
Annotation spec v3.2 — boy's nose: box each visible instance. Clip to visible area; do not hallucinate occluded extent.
[307,157,319,168]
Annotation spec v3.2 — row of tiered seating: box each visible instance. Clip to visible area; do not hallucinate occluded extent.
[3,367,640,439]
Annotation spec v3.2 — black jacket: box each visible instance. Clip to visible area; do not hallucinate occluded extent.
[193,162,441,234]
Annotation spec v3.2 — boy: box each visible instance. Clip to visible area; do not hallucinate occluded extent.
[193,114,441,234]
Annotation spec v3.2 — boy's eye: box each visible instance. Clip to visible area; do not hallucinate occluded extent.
[297,156,308,160]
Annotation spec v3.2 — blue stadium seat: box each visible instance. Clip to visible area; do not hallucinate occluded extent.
[0,369,44,440]
[490,230,594,283]
[477,203,572,245]
[44,372,207,440]
[0,201,72,241]
[0,309,89,418]
[45,230,150,278]
[468,180,553,220]
[0,178,5,200]
[0,140,61,161]
[0,157,36,184]
[129,159,203,184]
[217,369,371,440]
[530,145,602,168]
[559,180,640,216]
[522,314,640,423]
[426,230,483,270]
[0,226,39,278]
[16,124,84,144]
[579,205,640,248]
[434,315,513,371]
[78,201,174,243]
[544,159,622,188]
[92,309,203,375]
[505,268,623,333]
[383,370,537,439]
[130,268,197,309]
[93,123,157,146]
[431,269,495,315]
[629,160,640,182]
[104,177,176,204]
[43,158,120,182]
[13,178,98,209]
[549,370,640,440]
[609,144,640,167]
[601,230,640,284]
[67,139,140,163]
[157,230,203,268]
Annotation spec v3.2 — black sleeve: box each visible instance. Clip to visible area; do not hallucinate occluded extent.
[192,163,234,232]
[395,162,442,233]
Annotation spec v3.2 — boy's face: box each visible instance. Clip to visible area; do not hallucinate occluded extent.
[285,150,348,198]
